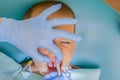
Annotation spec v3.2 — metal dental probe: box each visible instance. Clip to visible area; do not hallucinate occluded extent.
[55,60,61,76]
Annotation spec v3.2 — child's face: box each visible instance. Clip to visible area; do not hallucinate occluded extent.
[34,38,76,75]
[24,2,76,75]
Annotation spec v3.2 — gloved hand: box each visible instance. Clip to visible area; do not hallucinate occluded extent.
[0,4,81,62]
[22,4,76,30]
[44,72,71,80]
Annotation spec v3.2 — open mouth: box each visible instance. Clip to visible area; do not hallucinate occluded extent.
[21,37,78,77]
[22,61,70,75]
[23,60,78,76]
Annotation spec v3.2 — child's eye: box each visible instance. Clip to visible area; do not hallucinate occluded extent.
[61,41,70,44]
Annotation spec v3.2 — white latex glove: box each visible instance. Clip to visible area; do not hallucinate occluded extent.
[44,69,101,80]
[0,4,81,62]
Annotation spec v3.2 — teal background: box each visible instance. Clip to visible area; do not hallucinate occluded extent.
[0,0,120,80]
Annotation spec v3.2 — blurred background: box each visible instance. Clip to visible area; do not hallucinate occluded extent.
[0,0,120,80]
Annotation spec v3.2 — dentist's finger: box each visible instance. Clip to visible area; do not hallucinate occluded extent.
[40,4,62,19]
[38,40,62,62]
[38,48,56,62]
[47,18,78,28]
[53,30,82,41]
[46,42,63,62]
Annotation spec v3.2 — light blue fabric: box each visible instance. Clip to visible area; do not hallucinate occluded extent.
[0,4,81,62]
[0,52,44,80]
[0,52,24,80]
[44,69,101,80]
[44,72,71,80]
[0,52,100,80]
[0,42,30,63]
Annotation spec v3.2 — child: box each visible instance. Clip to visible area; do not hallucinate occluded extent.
[23,1,79,76]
